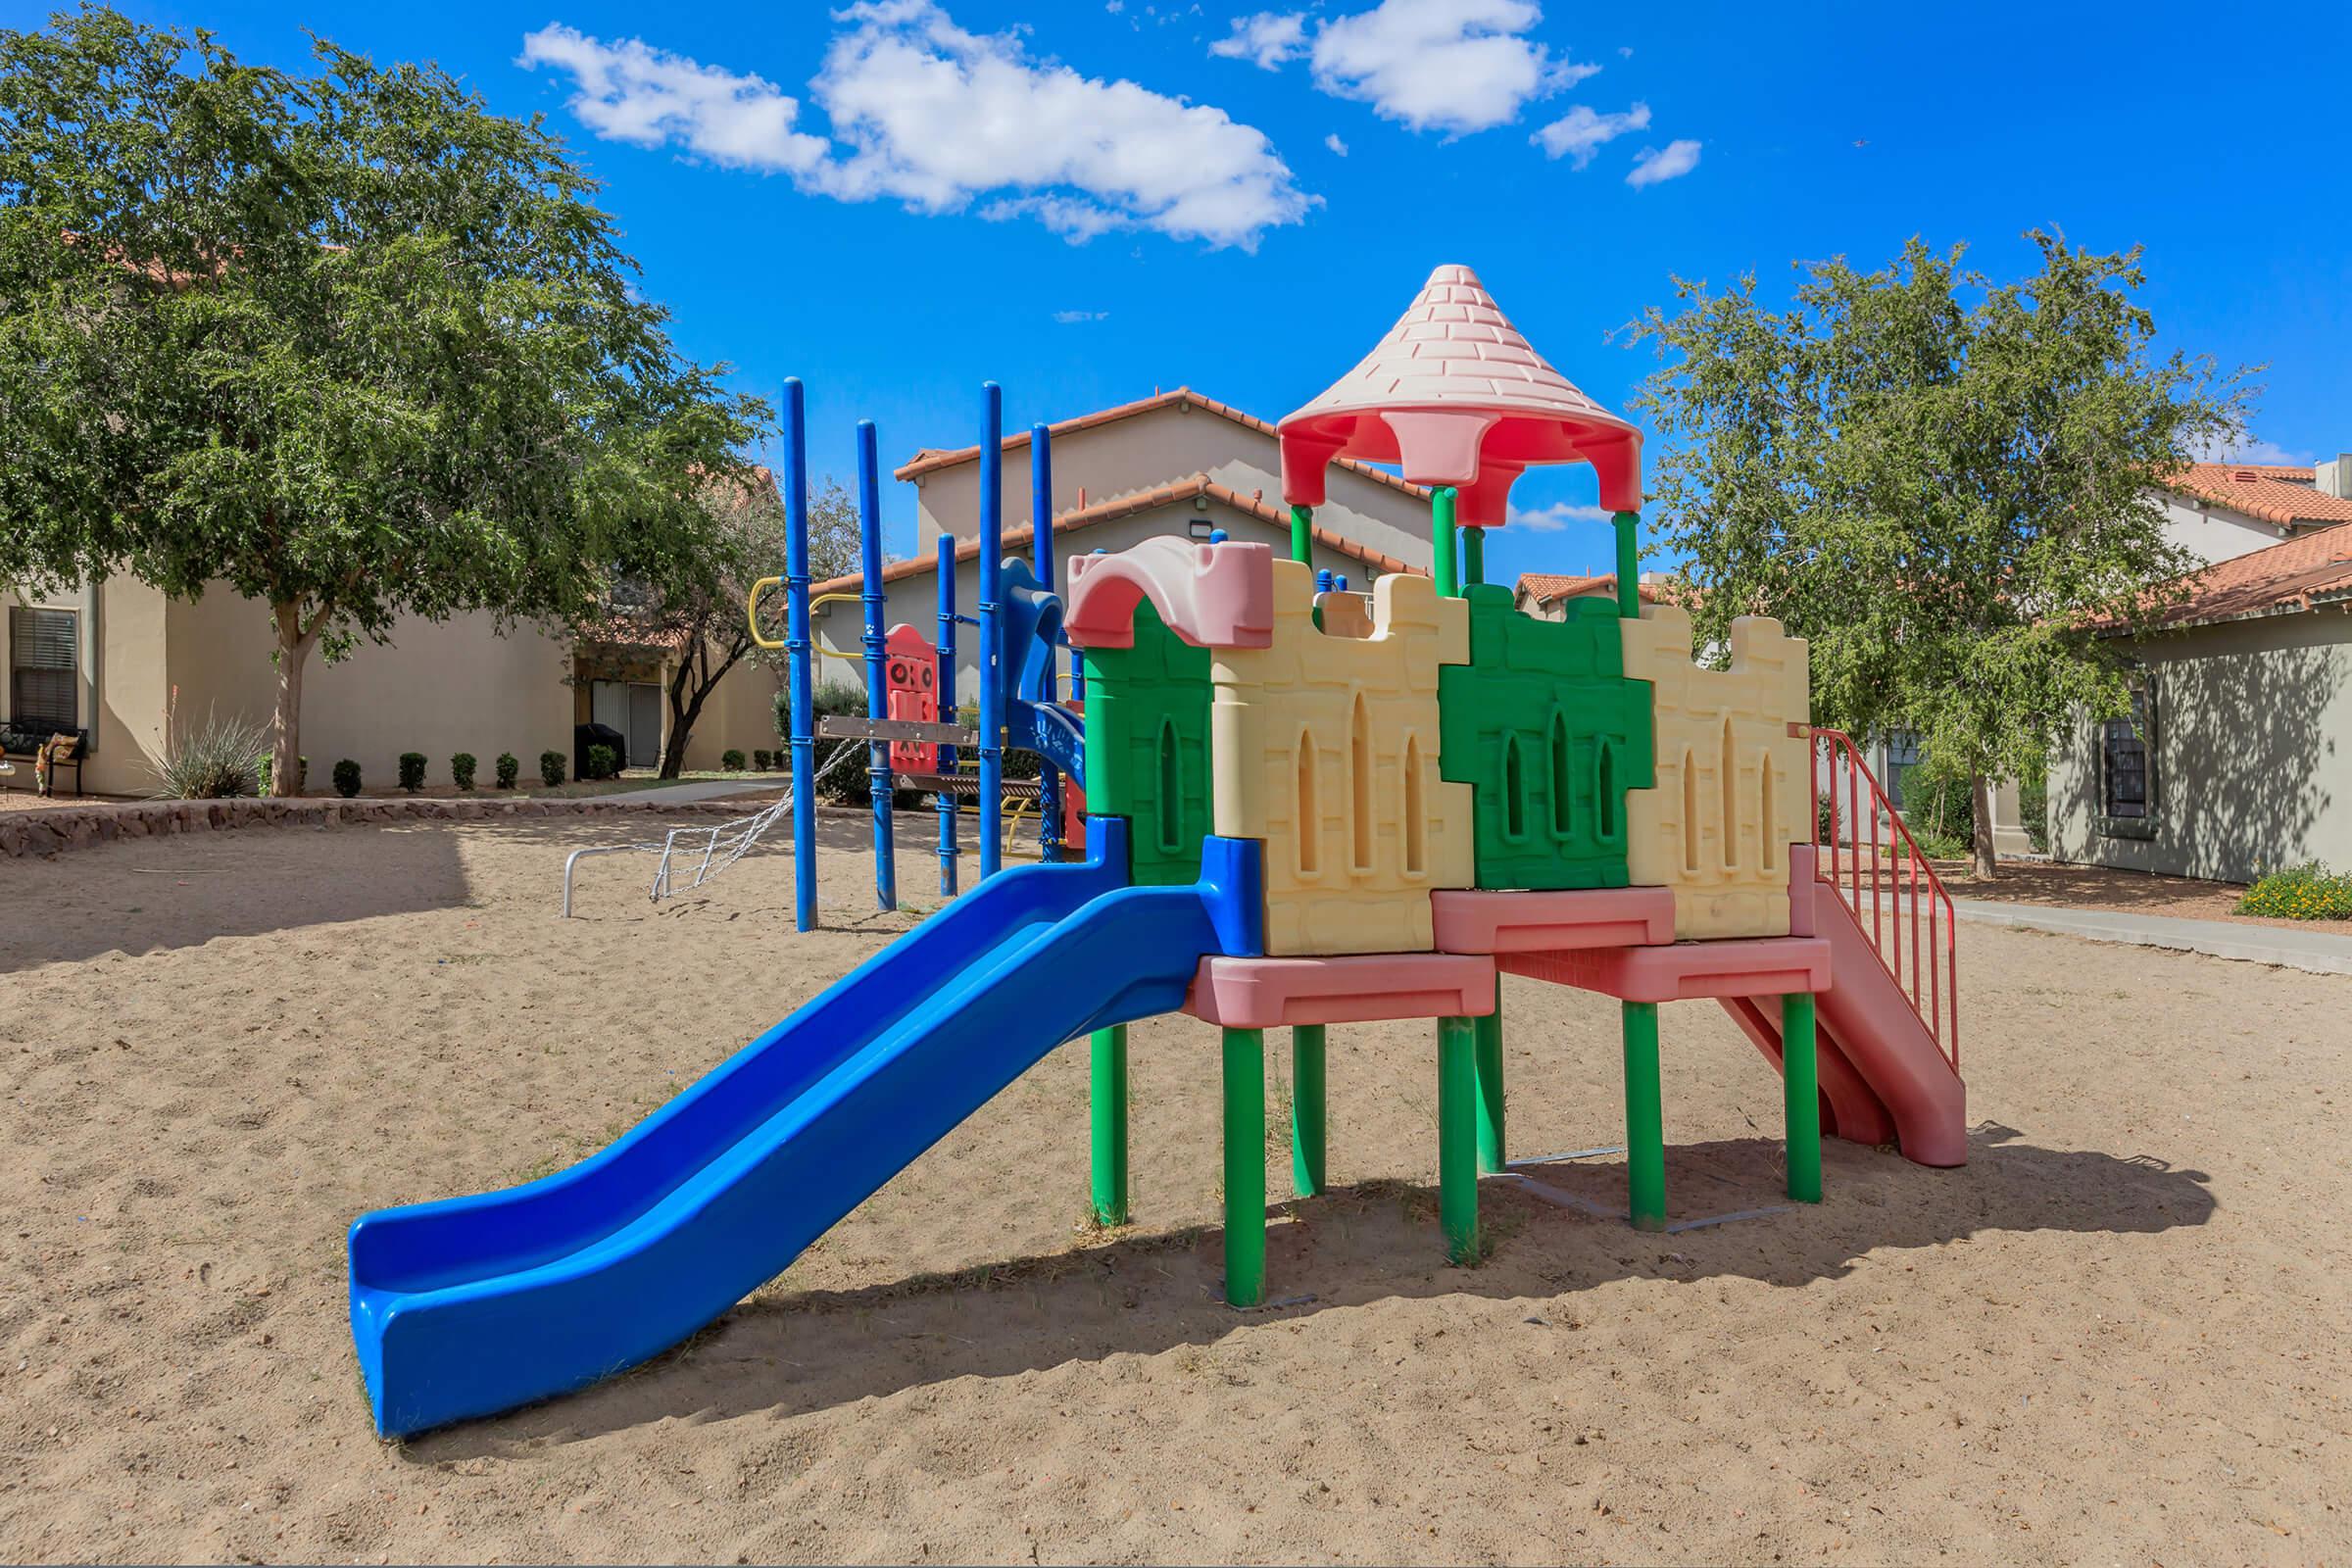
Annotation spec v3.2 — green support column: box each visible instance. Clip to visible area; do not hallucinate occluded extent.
[1433,487,1459,599]
[1612,511,1642,619]
[1461,524,1486,587]
[1090,1025,1129,1225]
[1291,1024,1326,1198]
[1438,1015,1481,1263]
[1782,993,1823,1203]
[1222,1027,1266,1307]
[1290,503,1313,565]
[1621,1001,1667,1231]
[1473,981,1505,1174]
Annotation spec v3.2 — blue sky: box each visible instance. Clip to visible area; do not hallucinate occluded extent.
[24,0,2352,585]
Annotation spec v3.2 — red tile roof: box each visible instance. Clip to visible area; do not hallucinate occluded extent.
[892,387,1433,503]
[810,473,1426,599]
[2161,464,2352,529]
[1515,571,1679,607]
[2130,522,2352,629]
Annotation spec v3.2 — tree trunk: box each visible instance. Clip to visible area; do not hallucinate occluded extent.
[658,631,750,779]
[270,601,318,798]
[1970,772,1998,879]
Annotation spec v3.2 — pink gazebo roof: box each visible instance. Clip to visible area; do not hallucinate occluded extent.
[1277,264,1643,526]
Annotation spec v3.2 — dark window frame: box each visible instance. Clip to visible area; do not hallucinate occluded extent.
[2097,675,2156,840]
[8,605,79,732]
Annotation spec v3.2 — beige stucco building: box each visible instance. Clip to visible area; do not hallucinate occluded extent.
[808,389,1438,699]
[2,578,783,800]
[2047,459,2352,882]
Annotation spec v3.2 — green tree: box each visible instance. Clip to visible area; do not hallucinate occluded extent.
[1630,231,2249,876]
[0,6,767,792]
[596,472,858,779]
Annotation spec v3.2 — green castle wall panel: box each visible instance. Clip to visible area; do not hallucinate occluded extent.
[1438,585,1655,890]
[1079,598,1214,887]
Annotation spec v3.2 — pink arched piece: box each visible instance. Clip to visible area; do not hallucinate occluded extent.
[1278,264,1645,524]
[883,623,940,772]
[1064,536,1275,651]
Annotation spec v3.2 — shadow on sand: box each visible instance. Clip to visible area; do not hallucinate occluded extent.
[408,1120,2214,1455]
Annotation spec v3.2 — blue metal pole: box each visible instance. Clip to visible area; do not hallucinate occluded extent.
[935,532,958,898]
[857,420,896,912]
[1031,422,1062,863]
[783,379,816,933]
[978,383,1005,881]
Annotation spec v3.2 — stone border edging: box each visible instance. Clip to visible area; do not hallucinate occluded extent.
[0,793,776,859]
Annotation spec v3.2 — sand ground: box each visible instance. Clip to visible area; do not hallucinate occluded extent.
[2,813,2347,1564]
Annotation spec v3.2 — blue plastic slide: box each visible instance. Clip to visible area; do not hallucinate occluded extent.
[349,820,1259,1436]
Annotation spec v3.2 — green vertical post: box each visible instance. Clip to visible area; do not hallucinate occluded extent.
[1222,1027,1266,1307]
[1290,1025,1326,1198]
[1090,1024,1129,1225]
[1290,503,1313,565]
[1438,1015,1481,1262]
[1473,980,1505,1174]
[1461,524,1486,587]
[1612,511,1642,619]
[1621,1001,1666,1231]
[1433,487,1459,599]
[1782,993,1823,1203]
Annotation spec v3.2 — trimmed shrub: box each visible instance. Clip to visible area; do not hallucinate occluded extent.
[450,752,477,791]
[539,750,566,788]
[397,752,427,792]
[721,749,747,772]
[2237,863,2352,921]
[753,749,773,771]
[495,752,519,789]
[332,759,362,799]
[586,743,617,780]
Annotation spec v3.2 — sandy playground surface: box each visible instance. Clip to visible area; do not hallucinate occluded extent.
[2,810,2347,1564]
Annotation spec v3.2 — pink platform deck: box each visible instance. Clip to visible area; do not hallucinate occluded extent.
[1500,938,1831,1004]
[1184,953,1497,1030]
[1431,887,1677,954]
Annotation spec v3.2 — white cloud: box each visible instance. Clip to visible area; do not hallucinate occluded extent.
[522,4,1314,249]
[2192,431,2312,466]
[517,24,829,173]
[1509,500,1612,531]
[1210,11,1309,68]
[1310,0,1595,135]
[1053,309,1110,323]
[1325,131,1349,156]
[1626,137,1701,187]
[1532,101,1648,168]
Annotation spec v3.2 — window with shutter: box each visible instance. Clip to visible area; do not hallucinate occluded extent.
[2101,681,2152,821]
[9,607,78,729]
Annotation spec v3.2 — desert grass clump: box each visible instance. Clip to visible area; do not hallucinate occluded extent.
[148,690,265,799]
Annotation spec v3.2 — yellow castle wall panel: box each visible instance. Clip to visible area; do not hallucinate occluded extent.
[1620,606,1812,939]
[1212,562,1474,956]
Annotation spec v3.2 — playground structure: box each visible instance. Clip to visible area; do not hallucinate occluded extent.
[347,265,1966,1438]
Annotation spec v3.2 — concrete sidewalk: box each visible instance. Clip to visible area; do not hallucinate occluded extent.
[620,778,787,807]
[1951,898,2352,977]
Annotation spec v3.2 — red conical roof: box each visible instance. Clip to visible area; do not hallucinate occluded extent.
[1278,264,1643,527]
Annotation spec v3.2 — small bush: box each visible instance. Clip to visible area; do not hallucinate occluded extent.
[721,749,747,772]
[332,759,362,798]
[539,750,566,788]
[148,697,266,799]
[495,752,519,789]
[2237,863,2352,922]
[450,752,477,792]
[397,752,427,792]
[586,743,617,780]
[753,749,773,771]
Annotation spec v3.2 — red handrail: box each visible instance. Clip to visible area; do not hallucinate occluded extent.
[1809,728,1960,1073]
